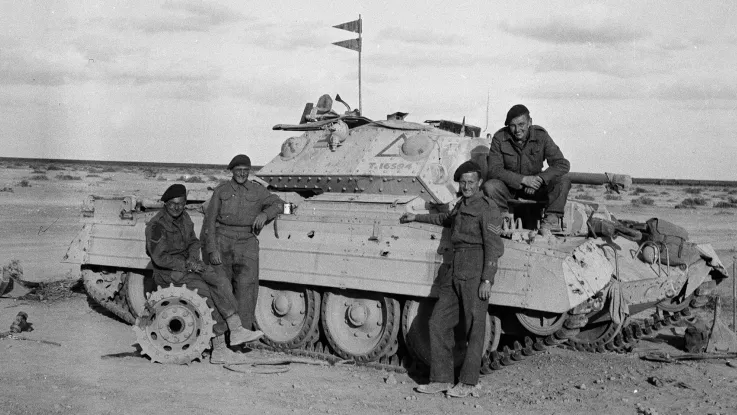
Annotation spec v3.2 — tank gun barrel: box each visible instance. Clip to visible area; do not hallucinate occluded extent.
[567,172,631,192]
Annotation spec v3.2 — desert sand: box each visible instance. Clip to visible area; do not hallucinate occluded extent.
[1,159,736,415]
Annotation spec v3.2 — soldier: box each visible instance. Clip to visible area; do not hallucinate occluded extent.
[400,161,504,398]
[483,104,571,235]
[145,184,263,364]
[203,154,283,332]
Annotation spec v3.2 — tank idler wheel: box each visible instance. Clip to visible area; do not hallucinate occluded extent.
[515,310,566,336]
[401,299,496,367]
[254,282,321,350]
[321,290,400,363]
[133,284,215,365]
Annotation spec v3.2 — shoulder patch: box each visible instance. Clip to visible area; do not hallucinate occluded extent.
[149,223,164,243]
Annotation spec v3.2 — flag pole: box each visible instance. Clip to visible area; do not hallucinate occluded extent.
[358,14,362,116]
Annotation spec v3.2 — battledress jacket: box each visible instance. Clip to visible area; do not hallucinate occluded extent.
[415,193,504,283]
[145,210,200,277]
[487,125,570,190]
[203,179,283,254]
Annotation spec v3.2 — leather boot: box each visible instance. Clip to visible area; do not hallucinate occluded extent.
[210,334,250,364]
[225,314,264,346]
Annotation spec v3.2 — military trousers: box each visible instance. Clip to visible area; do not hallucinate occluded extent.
[213,228,260,330]
[428,251,488,385]
[152,266,239,336]
[483,174,571,216]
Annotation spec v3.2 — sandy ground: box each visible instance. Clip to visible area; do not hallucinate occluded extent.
[1,160,736,415]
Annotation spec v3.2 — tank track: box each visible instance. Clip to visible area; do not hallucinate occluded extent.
[482,309,590,372]
[82,267,135,324]
[249,340,409,374]
[566,288,711,354]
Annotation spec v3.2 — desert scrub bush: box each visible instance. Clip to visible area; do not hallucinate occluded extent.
[714,201,737,209]
[630,187,648,195]
[16,180,31,187]
[576,193,595,201]
[46,164,63,171]
[631,196,655,206]
[604,194,622,201]
[684,187,703,195]
[0,187,13,193]
[177,175,205,183]
[142,168,158,179]
[86,174,100,178]
[102,166,117,173]
[56,174,82,181]
[31,168,45,174]
[728,189,737,195]
[574,184,585,191]
[102,177,113,182]
[676,197,707,209]
[157,176,167,181]
[208,175,219,182]
[660,191,670,195]
[30,175,49,181]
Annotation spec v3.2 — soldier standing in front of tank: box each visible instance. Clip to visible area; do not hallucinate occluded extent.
[145,184,264,364]
[483,104,571,236]
[400,161,504,398]
[203,154,284,335]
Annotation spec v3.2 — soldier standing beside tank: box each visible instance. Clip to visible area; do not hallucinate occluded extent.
[483,104,571,236]
[203,154,284,334]
[145,184,263,364]
[400,161,504,398]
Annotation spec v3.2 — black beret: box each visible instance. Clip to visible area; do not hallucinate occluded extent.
[504,104,530,126]
[453,160,483,182]
[228,154,251,170]
[161,184,187,202]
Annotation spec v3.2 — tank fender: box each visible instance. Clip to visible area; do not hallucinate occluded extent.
[696,244,729,279]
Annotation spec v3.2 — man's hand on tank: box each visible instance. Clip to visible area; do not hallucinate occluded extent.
[191,260,206,274]
[521,175,543,190]
[252,212,268,233]
[523,186,536,195]
[399,213,416,223]
[478,280,492,301]
[209,251,222,265]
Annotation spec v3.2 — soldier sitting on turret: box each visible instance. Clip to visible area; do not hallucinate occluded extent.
[483,104,571,236]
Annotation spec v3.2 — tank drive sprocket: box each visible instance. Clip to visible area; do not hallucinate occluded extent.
[133,283,215,364]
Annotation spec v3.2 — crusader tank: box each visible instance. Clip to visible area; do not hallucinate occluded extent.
[64,95,729,369]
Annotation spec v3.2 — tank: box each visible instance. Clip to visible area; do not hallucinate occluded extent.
[64,95,729,370]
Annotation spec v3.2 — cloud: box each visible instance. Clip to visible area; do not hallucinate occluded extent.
[241,21,329,51]
[145,80,219,102]
[0,45,218,87]
[654,79,737,101]
[123,1,246,33]
[377,27,463,46]
[533,48,669,78]
[500,15,648,45]
[226,78,312,108]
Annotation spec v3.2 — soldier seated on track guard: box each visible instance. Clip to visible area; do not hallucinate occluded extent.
[145,184,263,364]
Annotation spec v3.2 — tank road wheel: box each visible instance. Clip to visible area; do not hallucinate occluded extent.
[567,308,624,352]
[125,272,148,319]
[133,284,215,365]
[515,310,566,336]
[254,283,321,350]
[401,299,495,367]
[321,290,400,363]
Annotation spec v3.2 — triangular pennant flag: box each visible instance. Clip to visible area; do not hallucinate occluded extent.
[333,19,362,34]
[332,38,361,52]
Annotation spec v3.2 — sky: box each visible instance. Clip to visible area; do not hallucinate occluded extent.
[1,0,736,179]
